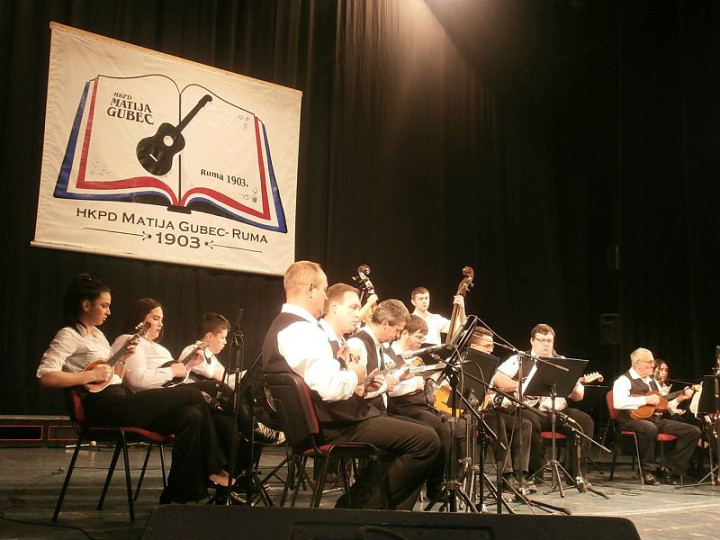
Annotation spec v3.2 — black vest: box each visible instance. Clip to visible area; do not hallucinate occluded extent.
[618,370,659,421]
[385,347,427,412]
[352,329,386,412]
[262,311,379,426]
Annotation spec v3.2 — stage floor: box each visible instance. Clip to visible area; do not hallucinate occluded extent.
[1,445,719,539]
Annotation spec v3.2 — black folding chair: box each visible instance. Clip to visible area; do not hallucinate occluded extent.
[53,387,172,524]
[264,372,388,508]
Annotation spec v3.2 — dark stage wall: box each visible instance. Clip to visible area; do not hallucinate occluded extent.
[1,0,718,415]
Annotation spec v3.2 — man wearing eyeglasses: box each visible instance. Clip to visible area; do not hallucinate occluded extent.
[613,347,700,485]
[491,324,594,489]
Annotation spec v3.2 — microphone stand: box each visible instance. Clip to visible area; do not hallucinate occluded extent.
[557,412,610,498]
[495,344,571,515]
[423,347,478,513]
[223,312,272,507]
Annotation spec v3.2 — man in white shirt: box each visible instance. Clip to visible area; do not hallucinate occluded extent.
[345,299,409,413]
[263,261,440,510]
[612,347,700,484]
[410,287,466,345]
[492,324,594,485]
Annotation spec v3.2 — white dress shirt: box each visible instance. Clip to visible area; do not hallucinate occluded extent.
[276,304,358,402]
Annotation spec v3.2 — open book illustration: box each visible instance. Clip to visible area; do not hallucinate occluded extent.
[54,74,288,232]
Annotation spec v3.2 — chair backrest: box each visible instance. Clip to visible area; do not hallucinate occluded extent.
[605,390,621,421]
[264,372,321,450]
[64,387,87,430]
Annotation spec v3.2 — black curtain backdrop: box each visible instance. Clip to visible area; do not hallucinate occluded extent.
[0,0,718,415]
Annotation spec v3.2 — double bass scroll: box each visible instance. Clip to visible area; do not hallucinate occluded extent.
[352,264,378,324]
[445,266,474,345]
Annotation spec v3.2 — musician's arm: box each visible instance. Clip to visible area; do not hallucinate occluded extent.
[491,357,519,391]
[121,337,175,389]
[279,322,359,401]
[612,376,650,409]
[37,327,112,388]
[569,380,585,401]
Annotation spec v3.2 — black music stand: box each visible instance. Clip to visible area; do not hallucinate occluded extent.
[525,357,587,498]
[679,375,720,489]
[460,348,507,513]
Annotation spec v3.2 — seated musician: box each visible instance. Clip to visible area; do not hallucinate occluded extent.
[345,299,411,414]
[177,312,284,445]
[613,347,701,484]
[466,328,534,494]
[262,261,440,510]
[38,274,232,503]
[409,286,466,345]
[491,323,594,487]
[384,314,465,500]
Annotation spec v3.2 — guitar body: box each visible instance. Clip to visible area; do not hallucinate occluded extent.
[432,386,462,417]
[83,360,113,393]
[82,322,149,393]
[629,390,669,420]
[136,123,186,176]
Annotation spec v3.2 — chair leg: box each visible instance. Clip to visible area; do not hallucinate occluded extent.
[52,435,85,522]
[609,440,618,480]
[120,434,136,524]
[311,456,331,508]
[290,457,312,506]
[134,443,154,501]
[97,440,123,510]
[279,455,296,507]
[159,443,168,488]
[633,433,644,486]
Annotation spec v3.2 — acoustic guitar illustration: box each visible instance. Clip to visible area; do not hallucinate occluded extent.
[136,94,212,176]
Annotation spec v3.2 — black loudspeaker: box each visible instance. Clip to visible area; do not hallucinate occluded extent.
[599,313,621,345]
[143,506,640,540]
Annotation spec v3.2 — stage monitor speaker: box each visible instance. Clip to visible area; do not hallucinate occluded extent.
[143,505,640,540]
[599,313,621,345]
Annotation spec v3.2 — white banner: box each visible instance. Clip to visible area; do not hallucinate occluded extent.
[34,23,300,275]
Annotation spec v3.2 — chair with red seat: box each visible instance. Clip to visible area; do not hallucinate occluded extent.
[52,387,173,524]
[605,390,678,485]
[264,372,389,508]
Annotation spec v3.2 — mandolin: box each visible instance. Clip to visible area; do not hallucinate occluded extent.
[162,340,211,387]
[445,266,474,345]
[629,384,701,420]
[83,322,149,393]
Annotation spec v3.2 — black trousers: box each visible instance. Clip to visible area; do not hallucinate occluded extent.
[322,415,440,510]
[482,409,531,475]
[522,406,594,477]
[83,384,226,501]
[618,415,701,474]
[388,403,465,494]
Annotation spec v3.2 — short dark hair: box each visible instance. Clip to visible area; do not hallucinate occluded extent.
[403,314,428,335]
[123,297,163,340]
[62,273,111,327]
[198,312,231,338]
[530,323,555,339]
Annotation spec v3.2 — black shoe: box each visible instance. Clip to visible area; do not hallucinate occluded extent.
[657,467,681,485]
[253,422,286,445]
[642,472,660,486]
[521,477,537,494]
[503,476,523,495]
